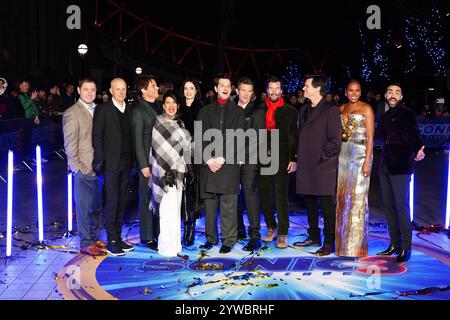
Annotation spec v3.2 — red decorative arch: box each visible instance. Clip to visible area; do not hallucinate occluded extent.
[94,0,307,77]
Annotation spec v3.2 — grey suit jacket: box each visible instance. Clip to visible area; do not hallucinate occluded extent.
[63,101,95,176]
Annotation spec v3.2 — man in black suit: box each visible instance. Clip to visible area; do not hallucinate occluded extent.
[197,73,245,254]
[376,83,425,263]
[131,75,162,251]
[93,78,135,256]
[235,77,266,251]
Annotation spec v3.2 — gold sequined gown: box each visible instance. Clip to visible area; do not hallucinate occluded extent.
[336,114,372,257]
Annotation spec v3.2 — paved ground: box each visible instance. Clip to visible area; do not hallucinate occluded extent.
[0,148,448,300]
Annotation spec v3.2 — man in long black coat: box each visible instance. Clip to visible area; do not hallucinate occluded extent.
[295,75,342,256]
[197,74,245,254]
[92,78,135,256]
[376,83,425,263]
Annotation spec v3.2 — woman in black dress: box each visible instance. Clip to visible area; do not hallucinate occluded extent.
[179,78,204,246]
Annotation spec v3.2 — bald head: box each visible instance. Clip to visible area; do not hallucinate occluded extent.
[110,78,127,104]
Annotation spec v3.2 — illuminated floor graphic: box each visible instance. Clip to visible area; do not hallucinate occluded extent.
[57,231,450,300]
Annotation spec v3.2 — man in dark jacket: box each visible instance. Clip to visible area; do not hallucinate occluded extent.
[92,78,135,256]
[259,76,298,249]
[131,74,162,251]
[235,77,266,251]
[197,73,245,254]
[376,83,425,263]
[295,75,342,256]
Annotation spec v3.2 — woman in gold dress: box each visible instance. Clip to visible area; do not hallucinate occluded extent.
[336,80,375,257]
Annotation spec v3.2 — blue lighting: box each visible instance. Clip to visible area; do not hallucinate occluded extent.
[446,146,450,229]
[409,174,414,222]
[67,173,73,232]
[36,145,44,243]
[6,150,14,257]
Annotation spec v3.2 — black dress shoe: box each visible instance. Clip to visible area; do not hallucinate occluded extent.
[376,244,401,256]
[145,240,158,251]
[293,238,321,247]
[395,249,411,263]
[219,245,232,254]
[243,239,261,252]
[315,244,335,256]
[200,241,215,250]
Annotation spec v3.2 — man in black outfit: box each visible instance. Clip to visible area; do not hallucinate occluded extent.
[131,75,162,251]
[197,73,245,254]
[235,77,266,251]
[376,83,425,263]
[93,78,135,256]
[259,76,298,249]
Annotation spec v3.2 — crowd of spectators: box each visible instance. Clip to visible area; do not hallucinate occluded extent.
[1,76,448,124]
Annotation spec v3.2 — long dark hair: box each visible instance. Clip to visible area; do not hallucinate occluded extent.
[180,78,202,106]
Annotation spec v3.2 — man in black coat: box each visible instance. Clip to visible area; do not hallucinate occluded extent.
[131,75,162,251]
[235,77,266,251]
[295,75,342,256]
[259,76,298,249]
[197,73,245,254]
[92,78,135,256]
[376,83,425,263]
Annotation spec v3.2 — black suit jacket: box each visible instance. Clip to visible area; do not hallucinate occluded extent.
[131,98,162,170]
[241,102,265,169]
[92,100,134,172]
[378,103,423,175]
[197,99,245,197]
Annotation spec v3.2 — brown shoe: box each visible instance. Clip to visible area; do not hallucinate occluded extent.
[262,228,277,242]
[81,244,107,256]
[315,244,335,256]
[94,239,107,249]
[276,235,288,249]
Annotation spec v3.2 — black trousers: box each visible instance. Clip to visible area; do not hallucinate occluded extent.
[238,167,261,240]
[138,173,159,242]
[379,162,412,250]
[259,168,289,235]
[302,195,336,246]
[104,159,131,242]
[204,194,238,247]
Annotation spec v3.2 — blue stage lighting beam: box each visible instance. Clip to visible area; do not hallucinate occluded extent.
[36,145,44,242]
[6,150,14,257]
[446,146,450,229]
[67,173,73,232]
[409,174,414,222]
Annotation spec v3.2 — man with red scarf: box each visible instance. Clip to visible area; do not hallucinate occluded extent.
[260,76,298,249]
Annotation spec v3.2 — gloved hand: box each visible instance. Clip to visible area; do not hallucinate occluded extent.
[92,160,104,175]
[186,165,195,185]
[162,170,176,190]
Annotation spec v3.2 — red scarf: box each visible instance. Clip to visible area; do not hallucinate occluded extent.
[265,97,284,131]
[217,97,229,106]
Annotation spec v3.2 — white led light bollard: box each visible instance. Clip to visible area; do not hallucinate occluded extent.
[409,174,414,222]
[6,150,14,257]
[67,173,73,233]
[36,145,44,243]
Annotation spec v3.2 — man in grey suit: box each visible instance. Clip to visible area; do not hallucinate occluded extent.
[63,78,106,256]
[131,74,163,250]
